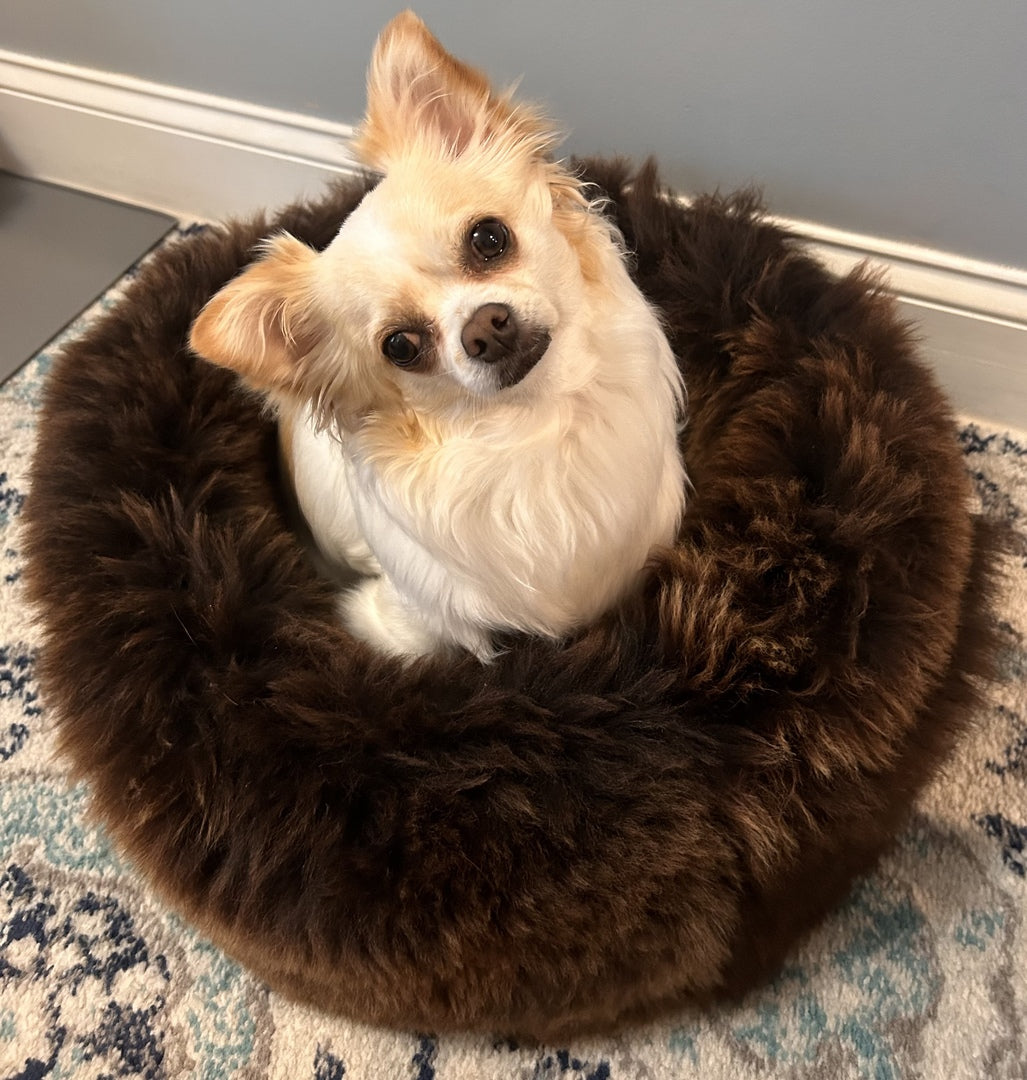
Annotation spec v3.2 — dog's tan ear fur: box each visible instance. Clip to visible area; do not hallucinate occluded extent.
[353,10,558,171]
[189,234,319,391]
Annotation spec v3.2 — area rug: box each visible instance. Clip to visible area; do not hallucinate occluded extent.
[1,226,1024,1080]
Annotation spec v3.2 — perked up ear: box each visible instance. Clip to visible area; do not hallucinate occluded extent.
[352,10,559,171]
[189,234,320,392]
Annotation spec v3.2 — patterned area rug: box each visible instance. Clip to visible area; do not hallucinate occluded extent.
[1,228,1025,1080]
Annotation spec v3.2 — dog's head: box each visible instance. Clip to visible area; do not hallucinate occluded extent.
[190,11,619,429]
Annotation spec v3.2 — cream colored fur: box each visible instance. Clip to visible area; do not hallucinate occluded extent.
[189,11,686,660]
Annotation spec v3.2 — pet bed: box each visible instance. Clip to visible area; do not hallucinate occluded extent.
[23,161,998,1039]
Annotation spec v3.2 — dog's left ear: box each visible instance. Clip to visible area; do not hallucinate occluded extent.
[354,10,557,171]
[189,234,320,392]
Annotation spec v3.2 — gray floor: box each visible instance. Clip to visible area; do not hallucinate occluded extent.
[0,173,174,383]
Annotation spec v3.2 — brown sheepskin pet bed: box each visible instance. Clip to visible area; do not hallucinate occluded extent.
[23,161,1000,1039]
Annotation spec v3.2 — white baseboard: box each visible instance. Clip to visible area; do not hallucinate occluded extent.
[2,49,1024,429]
[0,49,359,221]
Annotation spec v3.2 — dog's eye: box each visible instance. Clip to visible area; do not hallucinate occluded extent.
[382,331,421,366]
[469,218,509,262]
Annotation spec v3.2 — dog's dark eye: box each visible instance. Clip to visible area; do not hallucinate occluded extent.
[382,331,421,366]
[469,218,509,262]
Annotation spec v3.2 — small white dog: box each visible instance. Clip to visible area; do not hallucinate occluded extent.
[190,11,685,660]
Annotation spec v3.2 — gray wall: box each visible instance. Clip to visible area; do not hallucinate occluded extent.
[3,0,1024,267]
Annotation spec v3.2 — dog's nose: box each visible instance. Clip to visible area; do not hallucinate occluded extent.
[461,304,518,361]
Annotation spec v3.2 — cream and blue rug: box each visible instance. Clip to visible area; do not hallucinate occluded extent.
[1,228,1025,1079]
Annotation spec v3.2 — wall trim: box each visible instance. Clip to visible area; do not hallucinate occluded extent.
[776,216,1027,328]
[0,48,359,222]
[2,49,1024,428]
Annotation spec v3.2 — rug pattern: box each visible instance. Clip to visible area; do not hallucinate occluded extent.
[1,229,1025,1079]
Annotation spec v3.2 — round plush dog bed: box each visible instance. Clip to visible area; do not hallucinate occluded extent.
[24,160,998,1039]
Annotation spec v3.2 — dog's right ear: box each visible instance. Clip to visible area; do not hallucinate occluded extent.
[189,234,320,391]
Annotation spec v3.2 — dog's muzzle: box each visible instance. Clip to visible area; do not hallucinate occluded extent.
[461,304,550,390]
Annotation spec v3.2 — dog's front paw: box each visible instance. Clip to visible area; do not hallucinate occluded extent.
[339,576,442,659]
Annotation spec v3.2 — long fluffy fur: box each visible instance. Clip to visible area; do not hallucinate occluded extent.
[23,159,1001,1038]
[188,12,686,660]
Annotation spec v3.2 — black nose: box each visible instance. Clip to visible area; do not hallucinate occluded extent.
[461,303,518,361]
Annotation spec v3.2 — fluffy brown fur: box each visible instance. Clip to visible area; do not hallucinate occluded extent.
[23,161,1001,1039]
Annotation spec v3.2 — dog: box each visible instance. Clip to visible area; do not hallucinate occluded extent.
[189,10,686,661]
